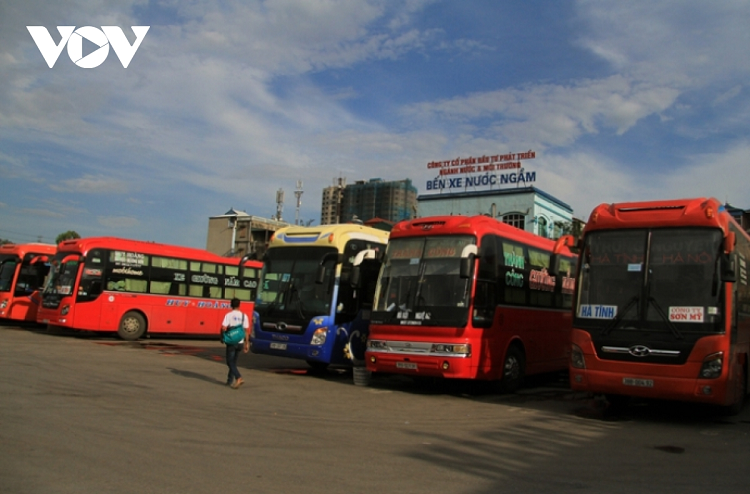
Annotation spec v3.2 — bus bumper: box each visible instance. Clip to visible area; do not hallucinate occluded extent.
[365,351,475,379]
[250,338,338,364]
[570,368,730,406]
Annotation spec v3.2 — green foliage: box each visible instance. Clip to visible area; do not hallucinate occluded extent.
[55,231,81,244]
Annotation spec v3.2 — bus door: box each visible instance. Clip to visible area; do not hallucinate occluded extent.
[149,258,190,333]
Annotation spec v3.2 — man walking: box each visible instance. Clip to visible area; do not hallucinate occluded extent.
[221,298,250,389]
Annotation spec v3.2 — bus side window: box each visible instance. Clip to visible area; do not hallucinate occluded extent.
[501,241,527,305]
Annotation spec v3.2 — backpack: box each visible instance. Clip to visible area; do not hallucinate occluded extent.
[221,314,246,345]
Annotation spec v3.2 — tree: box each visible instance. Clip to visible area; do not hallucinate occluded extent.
[56,231,81,244]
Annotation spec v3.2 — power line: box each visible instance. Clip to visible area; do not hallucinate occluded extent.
[0,227,52,244]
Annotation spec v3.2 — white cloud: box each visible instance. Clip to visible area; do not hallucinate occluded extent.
[49,175,128,194]
[662,140,750,207]
[537,140,750,221]
[575,0,750,86]
[18,208,66,218]
[402,76,680,145]
[97,216,140,228]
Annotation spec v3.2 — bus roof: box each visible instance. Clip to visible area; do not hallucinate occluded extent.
[270,224,389,250]
[0,242,57,258]
[55,236,261,267]
[389,215,571,253]
[583,197,738,234]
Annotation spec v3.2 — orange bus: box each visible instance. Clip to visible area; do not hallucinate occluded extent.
[366,215,577,391]
[569,198,750,413]
[0,243,57,323]
[37,237,262,340]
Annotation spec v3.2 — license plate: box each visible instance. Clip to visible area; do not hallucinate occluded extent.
[623,377,654,388]
[396,362,418,370]
[270,342,287,350]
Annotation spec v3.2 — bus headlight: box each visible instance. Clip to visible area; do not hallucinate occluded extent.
[431,343,471,356]
[0,300,7,309]
[61,305,70,316]
[310,328,327,346]
[699,352,723,379]
[570,344,586,369]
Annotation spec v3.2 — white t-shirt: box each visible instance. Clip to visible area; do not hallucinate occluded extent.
[222,309,249,344]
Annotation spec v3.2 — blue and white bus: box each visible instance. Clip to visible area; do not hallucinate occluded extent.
[251,224,388,382]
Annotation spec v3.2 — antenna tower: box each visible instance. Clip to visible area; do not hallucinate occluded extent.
[294,181,304,225]
[275,188,284,221]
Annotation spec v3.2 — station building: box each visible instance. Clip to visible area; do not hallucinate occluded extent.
[206,209,288,259]
[417,186,576,240]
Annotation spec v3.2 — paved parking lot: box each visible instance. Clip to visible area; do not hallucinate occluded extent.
[2,323,750,494]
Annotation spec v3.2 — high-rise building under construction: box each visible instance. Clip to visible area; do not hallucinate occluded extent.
[337,178,417,224]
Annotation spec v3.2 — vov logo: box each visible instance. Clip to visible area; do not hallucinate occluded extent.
[27,26,150,68]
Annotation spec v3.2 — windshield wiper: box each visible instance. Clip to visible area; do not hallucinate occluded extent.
[647,297,684,340]
[601,296,639,336]
[288,283,307,319]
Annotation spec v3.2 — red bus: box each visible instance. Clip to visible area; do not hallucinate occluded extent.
[0,243,57,323]
[37,237,262,340]
[365,215,577,391]
[569,198,750,413]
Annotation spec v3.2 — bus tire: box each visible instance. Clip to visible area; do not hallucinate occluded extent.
[352,365,372,386]
[498,345,525,393]
[118,311,146,341]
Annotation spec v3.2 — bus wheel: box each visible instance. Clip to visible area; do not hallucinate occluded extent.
[118,312,146,341]
[499,346,525,393]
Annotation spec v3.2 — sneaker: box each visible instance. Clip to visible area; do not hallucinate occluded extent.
[231,377,244,389]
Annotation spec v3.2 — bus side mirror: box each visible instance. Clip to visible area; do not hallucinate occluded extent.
[350,249,378,287]
[549,235,576,276]
[460,244,478,279]
[721,232,737,283]
[316,265,326,285]
[350,266,361,287]
[721,253,737,283]
[316,252,343,284]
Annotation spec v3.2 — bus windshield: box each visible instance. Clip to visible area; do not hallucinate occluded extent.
[256,246,337,320]
[0,256,19,292]
[373,235,474,327]
[43,255,81,297]
[576,227,724,334]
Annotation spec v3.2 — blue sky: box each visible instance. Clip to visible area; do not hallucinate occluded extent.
[1,0,748,248]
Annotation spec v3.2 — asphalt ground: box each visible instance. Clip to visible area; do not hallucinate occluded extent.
[2,323,750,494]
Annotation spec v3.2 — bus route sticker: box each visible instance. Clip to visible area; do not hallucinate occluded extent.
[578,304,617,319]
[668,306,704,323]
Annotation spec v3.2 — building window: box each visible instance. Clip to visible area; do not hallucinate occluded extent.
[537,217,548,238]
[503,213,525,230]
[553,221,566,239]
